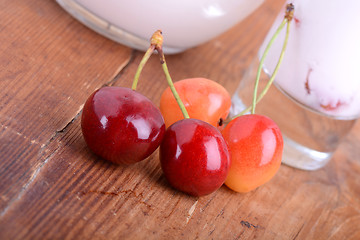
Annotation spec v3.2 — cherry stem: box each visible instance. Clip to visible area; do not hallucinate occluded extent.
[131,46,155,90]
[145,31,190,119]
[131,30,164,91]
[251,19,287,114]
[158,49,190,119]
[131,30,190,118]
[232,3,294,118]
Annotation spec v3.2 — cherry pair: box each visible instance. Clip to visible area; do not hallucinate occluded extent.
[81,31,230,197]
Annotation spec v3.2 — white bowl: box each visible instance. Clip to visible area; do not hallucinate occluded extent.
[57,0,264,54]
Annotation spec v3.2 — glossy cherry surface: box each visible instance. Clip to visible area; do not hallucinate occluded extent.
[160,118,230,196]
[81,86,165,165]
[222,114,283,193]
[160,78,231,128]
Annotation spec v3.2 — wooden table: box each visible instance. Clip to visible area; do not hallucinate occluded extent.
[1,0,359,239]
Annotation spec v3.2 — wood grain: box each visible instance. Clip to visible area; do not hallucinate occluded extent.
[0,0,132,214]
[1,0,359,239]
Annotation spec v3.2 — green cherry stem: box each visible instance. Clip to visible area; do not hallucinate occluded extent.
[239,20,291,116]
[256,18,291,107]
[232,3,294,118]
[151,31,190,119]
[131,30,165,91]
[158,49,190,119]
[251,19,287,114]
[131,46,155,90]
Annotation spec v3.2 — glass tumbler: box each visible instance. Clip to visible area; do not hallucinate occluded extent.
[230,0,360,170]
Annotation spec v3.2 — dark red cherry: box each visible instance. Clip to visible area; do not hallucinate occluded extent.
[160,118,230,196]
[81,86,165,164]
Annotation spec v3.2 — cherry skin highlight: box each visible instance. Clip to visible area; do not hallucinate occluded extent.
[160,118,230,196]
[160,78,231,128]
[81,86,165,165]
[222,114,283,193]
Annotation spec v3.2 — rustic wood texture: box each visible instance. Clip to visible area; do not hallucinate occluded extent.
[0,0,359,239]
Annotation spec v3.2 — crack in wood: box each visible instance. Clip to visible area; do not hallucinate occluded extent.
[79,189,153,211]
[240,220,261,229]
[41,50,136,151]
[103,49,137,87]
[292,223,305,240]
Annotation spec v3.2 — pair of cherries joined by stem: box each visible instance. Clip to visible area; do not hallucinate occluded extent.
[81,4,294,196]
[81,31,230,196]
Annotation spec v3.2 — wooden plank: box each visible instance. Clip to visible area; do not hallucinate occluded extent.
[1,108,359,239]
[0,0,132,213]
[1,0,360,239]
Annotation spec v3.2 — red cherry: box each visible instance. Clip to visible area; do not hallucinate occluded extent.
[81,86,165,165]
[160,78,231,128]
[222,114,283,192]
[160,118,230,196]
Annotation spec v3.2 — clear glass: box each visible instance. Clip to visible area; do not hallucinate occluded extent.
[56,0,264,54]
[230,0,360,171]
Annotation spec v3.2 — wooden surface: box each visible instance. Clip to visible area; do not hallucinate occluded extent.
[1,0,359,239]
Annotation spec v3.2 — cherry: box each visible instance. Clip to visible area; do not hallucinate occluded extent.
[222,114,283,192]
[81,30,165,165]
[152,32,230,196]
[221,4,294,192]
[160,119,230,196]
[160,78,231,128]
[81,87,165,164]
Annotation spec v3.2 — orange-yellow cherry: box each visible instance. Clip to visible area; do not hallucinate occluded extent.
[222,114,283,193]
[160,78,231,128]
